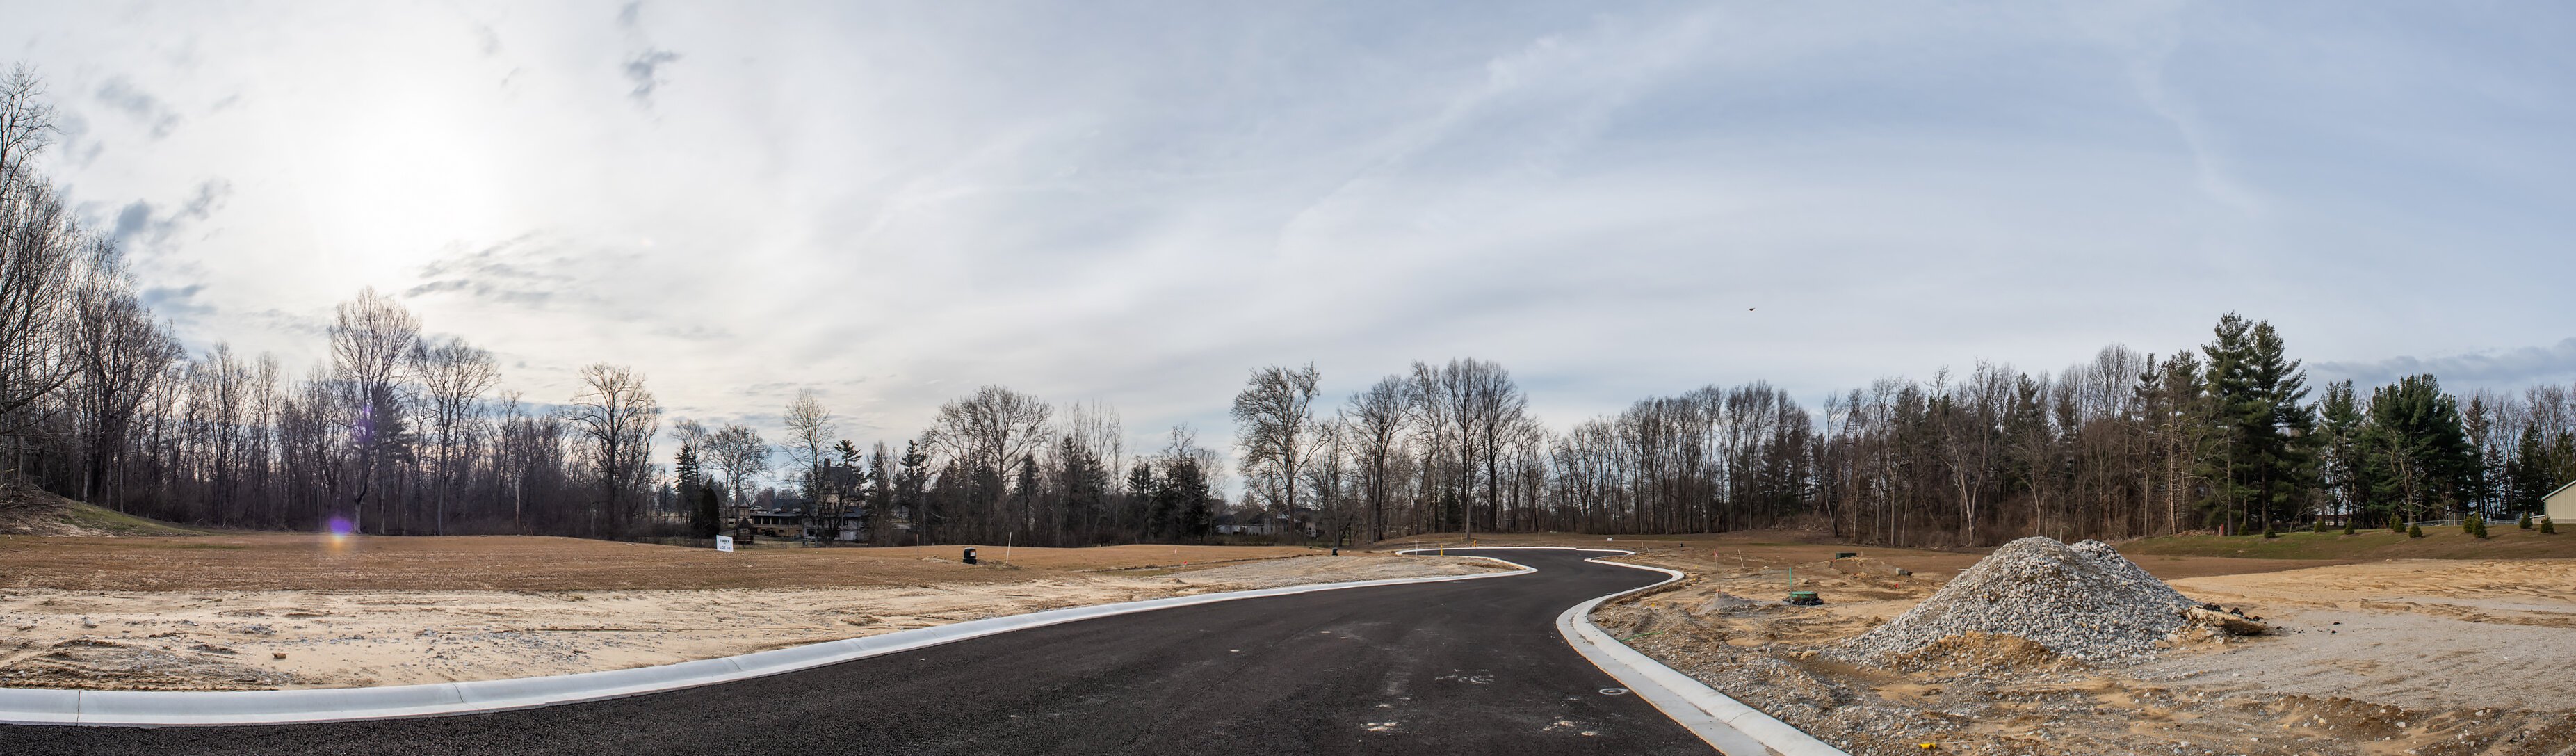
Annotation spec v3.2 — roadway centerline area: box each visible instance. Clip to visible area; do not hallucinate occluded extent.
[2,549,1724,755]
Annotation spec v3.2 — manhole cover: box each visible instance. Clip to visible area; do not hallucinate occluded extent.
[1598,688,1629,695]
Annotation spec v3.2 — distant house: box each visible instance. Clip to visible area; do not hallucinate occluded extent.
[2547,481,2576,524]
[743,507,873,542]
[1213,508,1322,538]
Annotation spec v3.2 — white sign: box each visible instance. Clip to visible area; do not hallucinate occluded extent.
[715,535,734,553]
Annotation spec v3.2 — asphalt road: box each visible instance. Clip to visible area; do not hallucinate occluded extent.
[3,548,1719,755]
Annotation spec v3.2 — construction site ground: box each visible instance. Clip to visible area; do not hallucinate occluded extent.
[1509,529,2576,756]
[0,533,1505,691]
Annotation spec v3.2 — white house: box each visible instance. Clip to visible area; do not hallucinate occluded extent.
[2547,480,2576,524]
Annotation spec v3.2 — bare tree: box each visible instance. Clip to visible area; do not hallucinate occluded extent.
[1346,376,1409,542]
[327,288,421,533]
[567,363,658,538]
[782,389,835,538]
[0,65,85,457]
[925,385,1052,536]
[704,423,768,529]
[926,386,1055,474]
[0,65,55,182]
[1231,363,1321,539]
[414,337,497,535]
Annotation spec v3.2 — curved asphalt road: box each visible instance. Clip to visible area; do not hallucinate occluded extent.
[3,549,1718,755]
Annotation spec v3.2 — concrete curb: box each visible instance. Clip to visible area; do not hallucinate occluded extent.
[1553,552,1851,756]
[0,556,1534,727]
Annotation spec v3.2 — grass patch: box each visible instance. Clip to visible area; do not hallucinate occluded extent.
[2125,526,2576,561]
[56,501,218,536]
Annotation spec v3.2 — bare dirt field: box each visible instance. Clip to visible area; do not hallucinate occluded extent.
[1582,532,2576,756]
[0,536,1505,691]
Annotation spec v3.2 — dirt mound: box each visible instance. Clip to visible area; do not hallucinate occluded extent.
[1877,632,2081,675]
[1845,537,2200,662]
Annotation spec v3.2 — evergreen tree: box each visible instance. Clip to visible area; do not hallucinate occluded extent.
[1157,457,1214,541]
[675,443,721,538]
[2361,376,2478,526]
[2504,428,2558,515]
[2317,380,2369,525]
[1128,462,1164,539]
[895,440,930,543]
[864,443,893,545]
[1012,453,1040,539]
[2196,314,2317,534]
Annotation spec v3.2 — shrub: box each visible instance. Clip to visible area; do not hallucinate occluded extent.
[2545,518,2559,535]
[2521,514,2534,530]
[2342,520,2357,536]
[2463,517,2477,535]
[2408,524,2424,538]
[2262,525,2279,539]
[2312,518,2326,533]
[2473,517,2490,539]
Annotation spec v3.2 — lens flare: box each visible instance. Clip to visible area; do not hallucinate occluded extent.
[327,517,353,538]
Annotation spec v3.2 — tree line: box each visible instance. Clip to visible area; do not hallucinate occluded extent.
[6,65,2570,547]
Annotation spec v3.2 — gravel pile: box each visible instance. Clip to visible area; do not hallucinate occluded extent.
[1845,536,2198,662]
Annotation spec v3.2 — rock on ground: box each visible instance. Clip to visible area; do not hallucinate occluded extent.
[1844,536,2197,662]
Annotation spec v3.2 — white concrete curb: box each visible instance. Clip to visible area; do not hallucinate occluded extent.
[1550,551,1851,756]
[0,556,1534,727]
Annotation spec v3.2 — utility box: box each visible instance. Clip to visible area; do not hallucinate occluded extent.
[962,547,978,565]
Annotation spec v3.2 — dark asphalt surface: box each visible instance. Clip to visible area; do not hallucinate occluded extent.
[4,548,1717,755]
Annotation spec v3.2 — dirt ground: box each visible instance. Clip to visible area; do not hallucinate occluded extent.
[0,537,1506,691]
[1586,539,2576,756]
[0,534,1322,591]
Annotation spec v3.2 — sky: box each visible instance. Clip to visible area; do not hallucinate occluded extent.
[8,1,2576,471]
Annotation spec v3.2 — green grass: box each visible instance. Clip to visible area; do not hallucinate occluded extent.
[2123,525,2576,561]
[59,500,219,536]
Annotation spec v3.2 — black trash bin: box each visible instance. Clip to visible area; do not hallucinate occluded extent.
[962,547,978,565]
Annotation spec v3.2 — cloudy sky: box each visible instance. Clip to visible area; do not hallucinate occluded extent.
[9,1,2575,460]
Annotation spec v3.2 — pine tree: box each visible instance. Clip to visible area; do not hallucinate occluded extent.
[2504,428,2557,516]
[2311,518,2324,533]
[2544,518,2558,535]
[2196,314,2316,534]
[2473,517,2489,539]
[896,440,931,543]
[1158,457,1213,541]
[1129,462,1164,539]
[676,443,720,538]
[2342,518,2356,536]
[2408,524,2424,538]
[2520,513,2533,530]
[2363,376,2478,528]
[2318,380,2368,526]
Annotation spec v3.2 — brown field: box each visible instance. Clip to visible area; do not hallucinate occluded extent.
[0,534,1319,591]
[0,533,1504,691]
[1373,529,2346,581]
[1578,530,2576,756]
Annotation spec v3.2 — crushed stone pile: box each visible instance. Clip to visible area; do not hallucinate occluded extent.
[1844,536,2200,662]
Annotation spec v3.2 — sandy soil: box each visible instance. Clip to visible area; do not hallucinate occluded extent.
[1591,549,2576,756]
[0,553,1505,691]
[0,534,1322,590]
